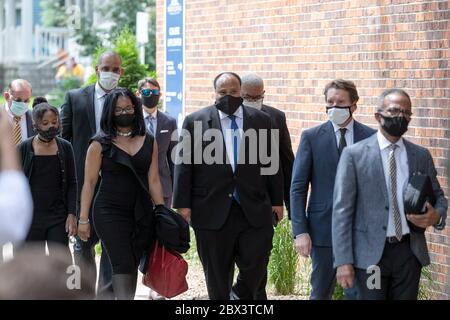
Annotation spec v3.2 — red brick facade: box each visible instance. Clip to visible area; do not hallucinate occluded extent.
[156,0,450,299]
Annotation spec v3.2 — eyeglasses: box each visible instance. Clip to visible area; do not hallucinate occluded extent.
[114,106,135,115]
[141,89,160,97]
[384,107,413,117]
[242,94,264,102]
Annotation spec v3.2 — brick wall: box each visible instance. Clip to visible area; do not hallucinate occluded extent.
[156,0,450,299]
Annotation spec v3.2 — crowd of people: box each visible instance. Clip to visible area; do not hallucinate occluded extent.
[0,50,447,300]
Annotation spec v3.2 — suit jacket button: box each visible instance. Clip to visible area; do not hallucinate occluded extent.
[385,206,389,210]
[228,193,232,198]
[382,226,387,230]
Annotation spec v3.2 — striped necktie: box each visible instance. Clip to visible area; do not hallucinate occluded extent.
[388,144,403,241]
[13,117,22,145]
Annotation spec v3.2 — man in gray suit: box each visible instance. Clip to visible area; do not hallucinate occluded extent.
[136,78,177,207]
[333,89,447,300]
[291,79,375,300]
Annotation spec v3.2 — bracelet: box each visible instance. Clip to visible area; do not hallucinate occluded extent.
[78,219,90,225]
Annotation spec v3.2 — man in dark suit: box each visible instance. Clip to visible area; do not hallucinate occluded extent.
[290,79,375,300]
[1,79,35,263]
[136,78,177,207]
[333,89,447,300]
[60,51,124,298]
[173,72,284,300]
[240,73,295,299]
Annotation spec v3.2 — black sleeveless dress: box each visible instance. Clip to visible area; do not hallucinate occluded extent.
[93,134,155,275]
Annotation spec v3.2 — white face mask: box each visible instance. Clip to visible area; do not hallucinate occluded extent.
[243,99,263,110]
[99,71,120,91]
[10,100,29,117]
[327,107,351,126]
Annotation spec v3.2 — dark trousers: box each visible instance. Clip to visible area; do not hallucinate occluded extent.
[355,238,422,300]
[310,246,357,300]
[23,221,71,260]
[194,200,274,300]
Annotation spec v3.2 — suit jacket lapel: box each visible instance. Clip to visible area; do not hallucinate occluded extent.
[366,134,389,202]
[321,121,340,166]
[403,139,416,176]
[353,121,364,143]
[85,85,96,135]
[208,106,233,173]
[155,111,163,142]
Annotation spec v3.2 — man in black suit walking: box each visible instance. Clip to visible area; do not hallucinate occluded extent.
[173,72,284,300]
[60,51,124,298]
[240,73,295,299]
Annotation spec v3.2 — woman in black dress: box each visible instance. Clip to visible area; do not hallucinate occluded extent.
[77,88,165,300]
[18,100,78,257]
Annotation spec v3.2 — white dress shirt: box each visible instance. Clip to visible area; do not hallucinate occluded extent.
[331,118,354,147]
[143,108,158,136]
[218,106,244,171]
[377,130,410,237]
[4,104,28,140]
[94,83,108,133]
[0,171,33,246]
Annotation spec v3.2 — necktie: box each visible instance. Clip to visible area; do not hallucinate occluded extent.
[13,117,22,145]
[146,116,155,136]
[388,144,403,241]
[229,115,240,203]
[338,128,347,156]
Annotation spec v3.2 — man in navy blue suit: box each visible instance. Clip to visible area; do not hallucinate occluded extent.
[290,79,375,300]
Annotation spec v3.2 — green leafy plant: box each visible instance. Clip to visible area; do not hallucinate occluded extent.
[85,28,156,93]
[418,266,435,300]
[268,218,299,295]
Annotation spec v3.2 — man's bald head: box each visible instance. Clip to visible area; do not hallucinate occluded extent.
[8,79,32,96]
[3,79,32,105]
[97,50,122,65]
[214,72,241,99]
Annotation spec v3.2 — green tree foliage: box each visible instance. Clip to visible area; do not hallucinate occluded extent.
[73,0,156,69]
[40,0,68,28]
[85,28,156,93]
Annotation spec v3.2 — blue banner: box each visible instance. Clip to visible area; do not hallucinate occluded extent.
[164,0,184,126]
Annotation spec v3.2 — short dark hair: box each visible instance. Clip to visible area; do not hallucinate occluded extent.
[323,79,359,104]
[32,102,59,125]
[377,89,412,112]
[137,77,161,91]
[97,88,145,141]
[213,72,242,89]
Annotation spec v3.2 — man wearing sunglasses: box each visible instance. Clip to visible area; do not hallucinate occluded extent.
[290,79,375,300]
[136,78,177,208]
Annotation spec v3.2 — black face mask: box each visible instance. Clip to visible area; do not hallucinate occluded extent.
[114,114,135,127]
[380,115,409,137]
[141,95,159,109]
[215,95,243,116]
[36,126,60,142]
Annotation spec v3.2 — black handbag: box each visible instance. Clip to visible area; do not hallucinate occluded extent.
[403,173,436,232]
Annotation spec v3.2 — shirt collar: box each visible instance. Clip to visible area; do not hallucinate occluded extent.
[377,130,404,151]
[95,82,107,99]
[331,118,354,133]
[143,108,158,119]
[218,105,243,120]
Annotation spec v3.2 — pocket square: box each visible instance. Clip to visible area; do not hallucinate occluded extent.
[160,130,169,133]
